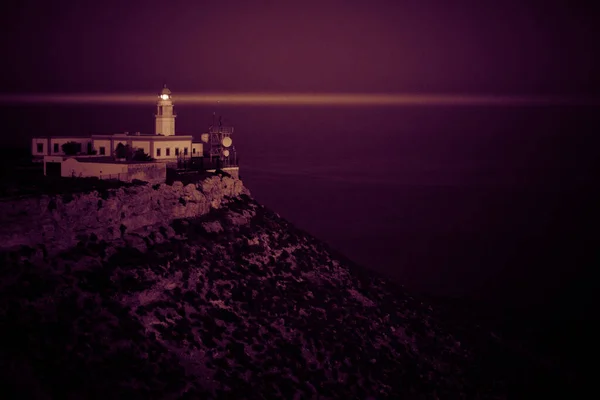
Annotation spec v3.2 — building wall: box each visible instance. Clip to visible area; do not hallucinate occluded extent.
[192,143,203,157]
[155,99,175,136]
[43,156,64,175]
[36,133,200,164]
[61,158,127,179]
[127,163,166,184]
[93,139,111,156]
[43,156,167,184]
[155,116,175,136]
[92,136,148,157]
[152,138,192,160]
[49,137,93,155]
[33,137,93,157]
[131,140,151,155]
[32,138,50,156]
[92,134,128,157]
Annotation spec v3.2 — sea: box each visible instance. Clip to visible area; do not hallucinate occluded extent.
[2,103,597,320]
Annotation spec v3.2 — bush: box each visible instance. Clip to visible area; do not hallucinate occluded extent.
[114,143,132,160]
[62,193,74,204]
[47,199,57,211]
[132,149,154,162]
[62,141,81,155]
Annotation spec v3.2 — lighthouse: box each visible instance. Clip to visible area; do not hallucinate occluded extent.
[33,84,240,180]
[155,85,176,136]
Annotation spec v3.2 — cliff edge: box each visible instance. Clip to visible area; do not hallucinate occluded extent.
[0,175,570,398]
[0,174,249,257]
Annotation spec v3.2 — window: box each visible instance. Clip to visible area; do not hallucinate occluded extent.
[76,143,82,153]
[175,148,179,156]
[37,143,43,153]
[192,148,196,154]
[166,148,170,156]
[53,143,59,153]
[184,147,188,156]
[99,147,106,155]
[156,148,161,157]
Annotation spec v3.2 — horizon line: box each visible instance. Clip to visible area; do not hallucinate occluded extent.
[0,92,597,106]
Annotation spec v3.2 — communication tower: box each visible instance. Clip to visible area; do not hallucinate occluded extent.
[208,115,236,168]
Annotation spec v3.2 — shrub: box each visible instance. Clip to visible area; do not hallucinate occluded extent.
[47,199,57,211]
[114,143,132,160]
[132,148,154,162]
[62,193,74,204]
[61,141,80,155]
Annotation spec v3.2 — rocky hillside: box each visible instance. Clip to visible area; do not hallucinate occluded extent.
[0,182,569,398]
[0,173,247,257]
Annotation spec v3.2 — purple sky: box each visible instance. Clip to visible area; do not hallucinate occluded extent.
[1,0,598,96]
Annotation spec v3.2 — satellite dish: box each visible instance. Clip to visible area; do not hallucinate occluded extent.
[222,137,232,148]
[201,133,209,143]
[223,149,230,157]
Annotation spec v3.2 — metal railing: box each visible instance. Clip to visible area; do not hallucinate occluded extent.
[176,156,239,171]
[208,126,234,134]
[98,173,127,181]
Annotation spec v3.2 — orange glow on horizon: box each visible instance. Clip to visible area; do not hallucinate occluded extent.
[0,92,596,106]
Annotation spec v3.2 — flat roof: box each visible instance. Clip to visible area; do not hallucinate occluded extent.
[74,157,165,164]
[34,134,195,140]
[33,136,92,140]
[92,134,193,140]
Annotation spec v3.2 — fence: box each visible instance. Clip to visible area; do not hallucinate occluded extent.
[98,173,127,181]
[176,156,239,171]
[208,126,234,134]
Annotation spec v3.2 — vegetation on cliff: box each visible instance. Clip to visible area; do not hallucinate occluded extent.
[0,193,572,398]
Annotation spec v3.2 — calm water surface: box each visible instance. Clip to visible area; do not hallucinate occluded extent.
[3,104,598,311]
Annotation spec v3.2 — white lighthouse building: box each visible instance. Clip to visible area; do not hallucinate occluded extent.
[155,85,176,136]
[32,85,205,163]
[29,86,238,182]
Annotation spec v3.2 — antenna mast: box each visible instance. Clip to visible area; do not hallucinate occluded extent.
[207,100,234,168]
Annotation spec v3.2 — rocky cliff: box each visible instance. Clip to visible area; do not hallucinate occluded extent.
[0,193,496,399]
[0,174,249,257]
[0,176,569,398]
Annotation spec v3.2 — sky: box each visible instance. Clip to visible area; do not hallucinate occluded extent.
[1,0,598,97]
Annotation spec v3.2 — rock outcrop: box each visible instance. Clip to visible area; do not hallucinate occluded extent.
[0,180,567,398]
[0,195,500,399]
[0,174,249,256]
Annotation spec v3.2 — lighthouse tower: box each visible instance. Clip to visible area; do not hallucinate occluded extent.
[155,85,176,136]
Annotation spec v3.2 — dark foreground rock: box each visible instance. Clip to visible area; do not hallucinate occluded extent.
[0,194,574,398]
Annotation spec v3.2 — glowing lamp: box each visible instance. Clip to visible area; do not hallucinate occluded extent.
[160,94,170,100]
